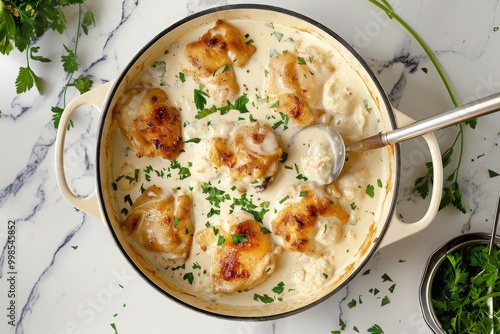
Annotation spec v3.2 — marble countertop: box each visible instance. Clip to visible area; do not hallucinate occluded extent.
[1,0,500,333]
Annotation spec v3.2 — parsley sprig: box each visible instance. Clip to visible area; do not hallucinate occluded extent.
[194,84,250,119]
[0,1,95,129]
[431,244,500,332]
[369,0,473,213]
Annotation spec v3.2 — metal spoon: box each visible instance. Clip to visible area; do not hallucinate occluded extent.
[291,92,500,184]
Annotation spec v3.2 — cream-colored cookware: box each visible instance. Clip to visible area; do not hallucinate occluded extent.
[55,5,443,320]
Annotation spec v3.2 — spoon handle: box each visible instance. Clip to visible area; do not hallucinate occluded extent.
[489,190,500,254]
[347,92,500,152]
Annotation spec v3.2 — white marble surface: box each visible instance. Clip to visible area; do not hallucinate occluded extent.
[1,0,500,333]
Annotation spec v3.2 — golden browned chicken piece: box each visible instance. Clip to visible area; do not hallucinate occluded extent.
[124,186,194,260]
[264,53,315,127]
[113,86,183,160]
[196,213,281,293]
[271,185,349,257]
[208,122,282,190]
[263,47,335,127]
[183,20,256,106]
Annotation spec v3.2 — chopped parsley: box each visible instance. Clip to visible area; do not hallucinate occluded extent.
[184,137,201,144]
[272,281,285,294]
[363,98,372,113]
[173,216,180,228]
[253,293,274,304]
[231,234,248,244]
[366,184,375,198]
[217,235,226,246]
[488,169,499,178]
[201,183,229,208]
[183,272,194,285]
[195,93,250,119]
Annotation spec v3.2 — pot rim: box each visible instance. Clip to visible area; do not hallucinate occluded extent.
[419,232,500,333]
[95,3,400,320]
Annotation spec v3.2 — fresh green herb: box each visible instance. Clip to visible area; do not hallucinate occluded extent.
[388,284,396,293]
[231,234,248,244]
[366,184,375,198]
[273,31,283,42]
[120,208,128,216]
[347,298,357,309]
[339,317,347,330]
[381,273,393,282]
[272,111,289,131]
[369,288,380,295]
[201,183,228,208]
[230,193,270,223]
[363,98,372,113]
[280,151,288,163]
[367,324,384,334]
[183,272,194,285]
[124,194,133,206]
[178,72,186,83]
[207,208,220,218]
[350,202,357,210]
[421,67,428,74]
[363,269,371,275]
[272,281,285,294]
[171,263,185,271]
[297,56,307,65]
[192,262,201,270]
[195,93,250,119]
[170,160,191,180]
[173,216,180,229]
[431,244,500,333]
[71,245,78,250]
[260,227,271,235]
[381,296,390,306]
[488,169,500,178]
[299,191,307,197]
[184,137,201,144]
[110,323,118,334]
[253,293,274,304]
[494,27,499,32]
[279,195,289,204]
[194,84,209,110]
[323,273,329,279]
[151,60,166,77]
[368,0,471,214]
[217,235,226,246]
[51,3,95,129]
[377,179,383,188]
[1,1,95,104]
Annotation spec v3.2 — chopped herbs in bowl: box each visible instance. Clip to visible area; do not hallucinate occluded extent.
[420,233,500,333]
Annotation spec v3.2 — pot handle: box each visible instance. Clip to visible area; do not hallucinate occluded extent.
[378,109,443,248]
[54,80,115,221]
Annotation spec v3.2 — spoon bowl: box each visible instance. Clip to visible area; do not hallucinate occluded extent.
[292,92,500,184]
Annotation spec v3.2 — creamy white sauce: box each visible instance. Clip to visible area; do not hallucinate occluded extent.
[110,19,390,306]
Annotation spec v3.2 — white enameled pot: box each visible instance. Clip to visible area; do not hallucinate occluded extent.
[55,4,443,320]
